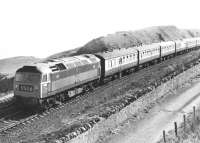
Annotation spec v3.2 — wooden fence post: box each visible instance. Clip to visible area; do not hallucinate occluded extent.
[174,122,178,137]
[191,106,196,132]
[183,114,186,132]
[163,130,166,143]
[193,106,196,121]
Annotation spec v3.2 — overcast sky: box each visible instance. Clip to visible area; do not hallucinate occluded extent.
[0,0,200,59]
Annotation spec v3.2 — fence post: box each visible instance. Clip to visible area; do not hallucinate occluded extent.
[163,130,166,143]
[191,106,196,132]
[174,122,178,137]
[183,114,186,132]
[193,106,196,121]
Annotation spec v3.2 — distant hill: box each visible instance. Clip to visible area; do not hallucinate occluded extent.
[0,56,40,77]
[76,26,200,55]
[46,26,200,60]
[44,47,79,61]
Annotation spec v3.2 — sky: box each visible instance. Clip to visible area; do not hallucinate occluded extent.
[0,0,200,59]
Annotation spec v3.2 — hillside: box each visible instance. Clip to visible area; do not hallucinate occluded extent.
[46,26,200,60]
[0,56,40,77]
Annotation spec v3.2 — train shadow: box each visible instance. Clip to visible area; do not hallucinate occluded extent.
[0,103,41,122]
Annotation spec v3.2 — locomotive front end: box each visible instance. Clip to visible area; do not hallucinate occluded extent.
[14,65,50,107]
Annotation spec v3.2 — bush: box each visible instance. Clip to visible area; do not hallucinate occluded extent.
[0,74,14,93]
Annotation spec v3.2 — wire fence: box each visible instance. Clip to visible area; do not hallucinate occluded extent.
[162,106,200,143]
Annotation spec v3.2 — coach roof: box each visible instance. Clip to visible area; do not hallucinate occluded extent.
[95,47,138,59]
[133,43,160,51]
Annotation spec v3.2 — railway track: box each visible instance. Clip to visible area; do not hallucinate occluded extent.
[0,50,199,138]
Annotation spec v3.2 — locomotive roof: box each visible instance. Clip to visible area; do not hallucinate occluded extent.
[16,63,52,74]
[45,54,98,63]
[17,54,100,74]
[95,47,138,59]
[40,54,100,73]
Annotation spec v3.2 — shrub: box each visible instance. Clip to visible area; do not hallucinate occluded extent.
[0,74,14,93]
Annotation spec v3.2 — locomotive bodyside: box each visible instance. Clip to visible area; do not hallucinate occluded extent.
[48,54,101,97]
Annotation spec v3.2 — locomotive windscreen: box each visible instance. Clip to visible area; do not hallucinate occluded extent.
[15,73,41,83]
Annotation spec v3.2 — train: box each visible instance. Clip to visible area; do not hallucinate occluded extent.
[14,37,200,108]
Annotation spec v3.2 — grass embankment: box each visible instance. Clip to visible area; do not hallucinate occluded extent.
[0,74,13,97]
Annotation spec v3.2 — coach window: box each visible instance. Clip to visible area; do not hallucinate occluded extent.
[122,57,124,63]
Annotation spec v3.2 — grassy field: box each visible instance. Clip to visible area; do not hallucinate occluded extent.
[0,74,13,96]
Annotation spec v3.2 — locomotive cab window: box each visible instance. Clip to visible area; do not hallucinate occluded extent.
[42,74,47,82]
